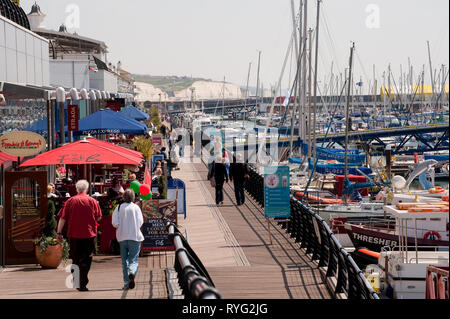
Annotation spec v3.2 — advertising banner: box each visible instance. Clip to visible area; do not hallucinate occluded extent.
[68,105,79,131]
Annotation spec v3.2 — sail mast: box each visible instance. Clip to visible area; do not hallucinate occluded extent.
[301,0,308,144]
[312,0,321,160]
[343,42,355,206]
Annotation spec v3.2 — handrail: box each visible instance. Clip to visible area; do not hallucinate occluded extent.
[244,166,380,299]
[165,220,222,299]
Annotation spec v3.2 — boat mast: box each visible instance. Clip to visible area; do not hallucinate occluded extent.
[308,28,313,158]
[289,0,300,157]
[343,42,355,206]
[244,62,252,123]
[427,41,435,103]
[256,51,262,103]
[301,0,308,144]
[312,0,321,160]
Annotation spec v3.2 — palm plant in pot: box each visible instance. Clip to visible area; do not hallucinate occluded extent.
[34,199,69,269]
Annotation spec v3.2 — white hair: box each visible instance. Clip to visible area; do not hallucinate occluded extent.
[76,180,89,193]
[216,155,223,162]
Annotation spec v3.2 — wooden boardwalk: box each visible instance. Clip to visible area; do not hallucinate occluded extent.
[0,152,332,299]
[186,162,332,299]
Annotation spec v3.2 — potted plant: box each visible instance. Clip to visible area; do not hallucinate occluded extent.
[34,199,69,269]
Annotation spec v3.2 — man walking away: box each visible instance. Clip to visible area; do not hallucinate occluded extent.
[209,155,229,205]
[57,180,102,292]
[112,189,144,290]
[229,154,249,206]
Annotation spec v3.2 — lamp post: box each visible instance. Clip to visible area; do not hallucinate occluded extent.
[56,87,66,146]
[89,90,97,115]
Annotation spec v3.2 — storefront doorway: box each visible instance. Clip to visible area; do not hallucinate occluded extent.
[4,171,48,265]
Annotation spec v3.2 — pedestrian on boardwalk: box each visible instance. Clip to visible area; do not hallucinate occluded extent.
[229,154,249,206]
[57,180,102,292]
[170,142,180,170]
[209,155,229,206]
[112,189,144,290]
[161,124,167,138]
[223,148,230,176]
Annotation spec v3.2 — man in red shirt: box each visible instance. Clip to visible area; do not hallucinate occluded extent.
[57,180,102,291]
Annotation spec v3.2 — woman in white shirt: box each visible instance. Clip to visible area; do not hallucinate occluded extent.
[112,188,144,290]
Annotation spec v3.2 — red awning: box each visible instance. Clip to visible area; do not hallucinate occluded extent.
[19,137,144,167]
[0,151,17,165]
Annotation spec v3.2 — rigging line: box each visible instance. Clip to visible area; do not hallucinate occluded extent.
[355,50,371,91]
[301,77,349,199]
[278,34,308,136]
[320,7,343,75]
[432,69,449,110]
[257,30,295,165]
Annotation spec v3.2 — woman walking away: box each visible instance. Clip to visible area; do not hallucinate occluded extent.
[112,189,144,290]
[209,155,229,205]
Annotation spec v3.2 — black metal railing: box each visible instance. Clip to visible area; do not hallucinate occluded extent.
[165,220,222,299]
[244,166,379,300]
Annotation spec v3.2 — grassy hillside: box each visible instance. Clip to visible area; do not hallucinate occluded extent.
[133,75,212,92]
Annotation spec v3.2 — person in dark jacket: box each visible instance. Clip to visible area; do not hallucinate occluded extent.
[209,155,228,205]
[229,153,249,206]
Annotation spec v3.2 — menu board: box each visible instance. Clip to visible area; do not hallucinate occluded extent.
[14,198,40,217]
[141,200,177,251]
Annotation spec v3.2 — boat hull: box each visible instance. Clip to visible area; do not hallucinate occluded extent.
[344,223,449,252]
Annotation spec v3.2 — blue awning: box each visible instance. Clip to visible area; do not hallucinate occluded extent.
[74,109,148,136]
[120,106,149,121]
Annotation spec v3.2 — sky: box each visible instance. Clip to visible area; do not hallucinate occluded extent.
[20,0,449,92]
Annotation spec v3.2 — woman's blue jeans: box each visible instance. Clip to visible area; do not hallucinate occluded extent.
[119,240,141,287]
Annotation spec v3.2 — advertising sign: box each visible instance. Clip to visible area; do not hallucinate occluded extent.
[0,131,46,157]
[152,134,163,147]
[68,105,79,131]
[264,166,290,218]
[141,200,177,251]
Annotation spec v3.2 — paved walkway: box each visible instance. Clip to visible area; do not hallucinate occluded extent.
[0,148,332,299]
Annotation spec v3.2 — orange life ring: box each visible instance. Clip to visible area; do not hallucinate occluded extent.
[423,231,442,241]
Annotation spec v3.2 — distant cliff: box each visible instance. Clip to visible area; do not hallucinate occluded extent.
[134,75,243,102]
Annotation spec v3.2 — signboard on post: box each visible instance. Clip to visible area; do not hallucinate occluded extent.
[264,166,291,218]
[68,105,79,132]
[0,131,46,157]
[152,134,163,147]
[141,200,177,251]
[264,166,290,245]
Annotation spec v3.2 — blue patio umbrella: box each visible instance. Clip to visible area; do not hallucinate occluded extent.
[120,105,149,121]
[74,109,148,136]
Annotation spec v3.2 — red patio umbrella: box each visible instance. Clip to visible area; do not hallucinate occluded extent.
[19,137,143,167]
[85,137,143,160]
[0,151,17,165]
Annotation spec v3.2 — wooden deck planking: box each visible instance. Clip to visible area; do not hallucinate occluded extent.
[0,150,332,299]
[191,161,332,299]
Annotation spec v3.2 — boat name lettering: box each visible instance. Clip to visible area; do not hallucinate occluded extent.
[354,233,397,247]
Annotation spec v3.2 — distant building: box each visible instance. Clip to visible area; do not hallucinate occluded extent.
[26,1,134,102]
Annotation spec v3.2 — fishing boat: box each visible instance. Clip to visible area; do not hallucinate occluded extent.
[358,202,449,299]
[344,199,449,265]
